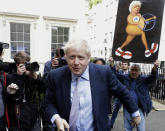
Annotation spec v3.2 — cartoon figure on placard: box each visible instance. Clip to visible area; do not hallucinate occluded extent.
[115,0,158,59]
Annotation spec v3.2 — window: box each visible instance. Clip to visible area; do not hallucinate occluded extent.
[51,26,69,58]
[10,23,30,58]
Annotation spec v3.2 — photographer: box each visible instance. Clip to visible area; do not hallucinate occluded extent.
[0,42,10,131]
[43,48,67,77]
[5,51,45,131]
[43,57,59,77]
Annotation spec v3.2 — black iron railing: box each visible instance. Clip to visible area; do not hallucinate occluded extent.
[113,61,165,102]
[150,68,165,102]
[140,62,165,102]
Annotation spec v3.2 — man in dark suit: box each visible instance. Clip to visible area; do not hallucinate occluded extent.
[45,38,141,131]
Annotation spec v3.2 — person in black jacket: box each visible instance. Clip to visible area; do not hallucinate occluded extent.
[110,57,159,131]
[0,71,7,131]
[0,42,11,131]
[6,51,45,131]
[93,58,106,65]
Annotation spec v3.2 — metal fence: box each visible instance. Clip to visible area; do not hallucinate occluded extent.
[150,67,165,102]
[140,62,165,102]
[113,61,165,102]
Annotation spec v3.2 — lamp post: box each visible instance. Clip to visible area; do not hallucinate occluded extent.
[105,47,107,62]
[104,39,107,62]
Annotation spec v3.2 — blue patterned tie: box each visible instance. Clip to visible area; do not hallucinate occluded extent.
[69,77,80,131]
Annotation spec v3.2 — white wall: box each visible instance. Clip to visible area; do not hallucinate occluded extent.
[85,0,119,59]
[0,0,82,18]
[0,0,164,74]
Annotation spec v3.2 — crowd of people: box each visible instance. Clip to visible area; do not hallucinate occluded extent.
[93,56,159,131]
[0,45,66,131]
[0,37,160,131]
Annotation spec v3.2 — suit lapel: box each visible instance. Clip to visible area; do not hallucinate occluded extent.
[61,67,72,118]
[89,64,101,115]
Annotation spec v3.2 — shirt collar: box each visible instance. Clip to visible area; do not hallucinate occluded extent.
[123,70,129,74]
[72,65,89,81]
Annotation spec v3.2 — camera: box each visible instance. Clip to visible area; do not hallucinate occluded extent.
[0,42,9,55]
[58,57,67,67]
[0,42,14,73]
[0,42,9,49]
[25,62,39,72]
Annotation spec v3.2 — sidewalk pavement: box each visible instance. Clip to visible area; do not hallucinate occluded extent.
[111,110,165,131]
[118,99,165,112]
[152,100,165,111]
[111,100,165,131]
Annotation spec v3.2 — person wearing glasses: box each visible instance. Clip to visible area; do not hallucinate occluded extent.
[115,60,159,131]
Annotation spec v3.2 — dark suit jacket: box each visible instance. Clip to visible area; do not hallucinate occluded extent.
[45,63,138,131]
[43,60,52,76]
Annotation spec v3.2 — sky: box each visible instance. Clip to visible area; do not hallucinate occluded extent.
[0,0,86,18]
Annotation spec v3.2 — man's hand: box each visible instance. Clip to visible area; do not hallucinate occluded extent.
[131,116,141,127]
[52,58,59,69]
[109,56,114,67]
[7,83,19,94]
[25,71,38,79]
[153,60,160,71]
[55,117,69,131]
[17,64,26,75]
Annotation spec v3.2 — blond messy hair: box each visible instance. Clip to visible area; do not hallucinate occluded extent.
[129,0,142,12]
[64,38,91,57]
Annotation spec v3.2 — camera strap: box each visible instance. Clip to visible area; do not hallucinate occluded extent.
[2,72,10,128]
[15,104,21,130]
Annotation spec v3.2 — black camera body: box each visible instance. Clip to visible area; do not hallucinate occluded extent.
[0,42,9,49]
[25,62,39,72]
[0,42,9,55]
[58,57,67,67]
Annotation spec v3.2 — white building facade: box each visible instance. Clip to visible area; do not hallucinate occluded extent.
[85,0,118,61]
[0,0,88,74]
[0,0,164,74]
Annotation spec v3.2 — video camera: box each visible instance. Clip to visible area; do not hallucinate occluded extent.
[0,42,9,55]
[25,62,39,72]
[0,42,9,49]
[58,57,67,67]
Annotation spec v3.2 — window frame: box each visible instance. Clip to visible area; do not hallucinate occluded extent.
[51,26,69,58]
[10,22,31,58]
